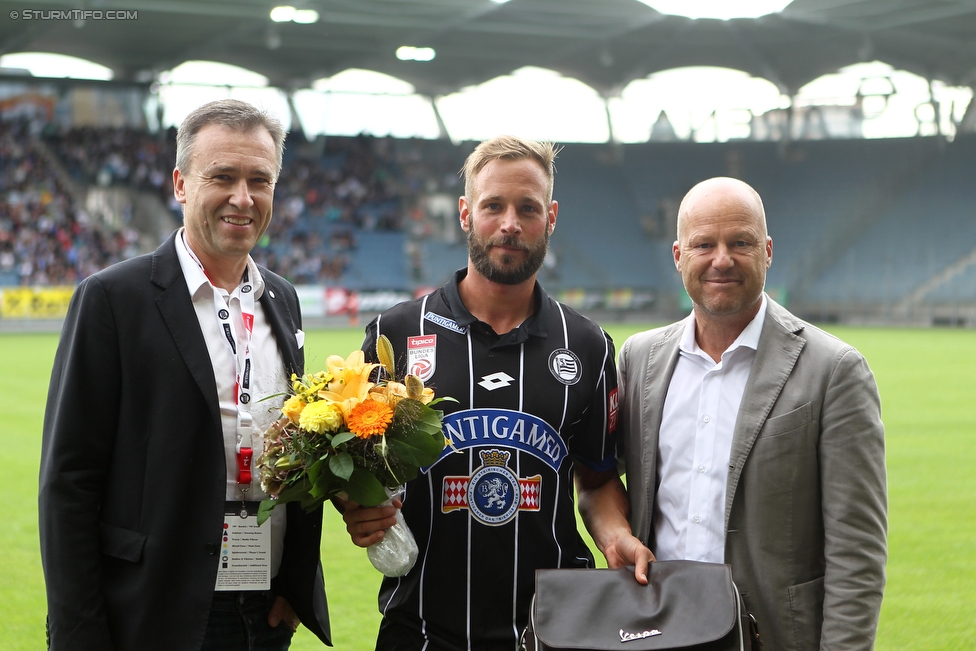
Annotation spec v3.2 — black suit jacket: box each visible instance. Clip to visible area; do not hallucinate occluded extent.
[38,232,331,650]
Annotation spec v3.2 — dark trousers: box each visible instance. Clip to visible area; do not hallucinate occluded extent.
[200,591,294,651]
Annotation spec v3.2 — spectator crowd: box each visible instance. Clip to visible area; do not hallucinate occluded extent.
[1,116,464,287]
[1,118,140,286]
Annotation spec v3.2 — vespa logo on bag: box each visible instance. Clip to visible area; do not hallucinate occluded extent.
[619,628,662,642]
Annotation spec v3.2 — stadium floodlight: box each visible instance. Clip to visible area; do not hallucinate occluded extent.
[271,6,319,23]
[270,6,296,22]
[293,9,319,24]
[638,0,793,20]
[396,46,436,62]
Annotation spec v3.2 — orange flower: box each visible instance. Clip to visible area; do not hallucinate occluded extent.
[347,399,395,438]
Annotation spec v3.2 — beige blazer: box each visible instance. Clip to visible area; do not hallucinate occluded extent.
[618,298,886,651]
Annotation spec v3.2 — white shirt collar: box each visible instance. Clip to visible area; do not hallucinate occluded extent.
[174,227,265,299]
[679,293,768,360]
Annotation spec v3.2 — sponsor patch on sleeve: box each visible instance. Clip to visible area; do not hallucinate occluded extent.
[608,387,618,433]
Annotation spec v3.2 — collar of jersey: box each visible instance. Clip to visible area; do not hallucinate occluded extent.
[446,268,550,341]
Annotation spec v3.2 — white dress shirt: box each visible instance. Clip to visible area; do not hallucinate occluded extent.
[654,294,767,562]
[175,228,288,576]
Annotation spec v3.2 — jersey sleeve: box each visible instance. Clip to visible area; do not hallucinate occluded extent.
[361,315,380,363]
[570,328,619,473]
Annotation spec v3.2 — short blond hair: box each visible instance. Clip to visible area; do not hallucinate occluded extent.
[461,135,559,204]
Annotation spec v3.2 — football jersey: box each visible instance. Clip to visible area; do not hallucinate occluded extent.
[362,270,619,651]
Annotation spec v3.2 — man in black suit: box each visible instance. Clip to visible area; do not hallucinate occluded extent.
[39,99,330,651]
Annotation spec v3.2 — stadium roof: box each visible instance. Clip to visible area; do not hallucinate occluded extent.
[1,0,976,97]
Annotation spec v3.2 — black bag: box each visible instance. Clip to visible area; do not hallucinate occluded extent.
[520,561,760,651]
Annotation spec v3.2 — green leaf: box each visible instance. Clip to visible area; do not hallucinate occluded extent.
[275,482,311,504]
[329,451,354,480]
[386,425,446,467]
[305,458,325,485]
[311,467,341,500]
[257,499,277,526]
[342,467,388,507]
[331,431,356,448]
[300,493,328,512]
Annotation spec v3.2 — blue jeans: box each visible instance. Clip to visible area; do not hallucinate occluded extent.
[200,590,294,651]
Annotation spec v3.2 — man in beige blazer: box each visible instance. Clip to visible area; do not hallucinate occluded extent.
[618,177,887,650]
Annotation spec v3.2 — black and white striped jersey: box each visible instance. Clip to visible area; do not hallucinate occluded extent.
[362,270,619,651]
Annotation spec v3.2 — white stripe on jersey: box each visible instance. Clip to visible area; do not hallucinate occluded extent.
[418,469,435,648]
[418,296,436,650]
[595,325,612,462]
[465,328,474,651]
[550,305,569,578]
[510,446,521,644]
[553,303,570,432]
[513,348,528,644]
[417,295,429,334]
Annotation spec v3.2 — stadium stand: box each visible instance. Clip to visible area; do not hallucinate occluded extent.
[0,118,141,287]
[3,113,975,324]
[43,124,175,203]
[802,135,976,314]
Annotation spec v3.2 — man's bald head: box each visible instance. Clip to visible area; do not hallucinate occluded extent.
[676,177,767,241]
[672,176,773,329]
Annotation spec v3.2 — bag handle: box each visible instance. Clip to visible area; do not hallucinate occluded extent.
[732,580,745,651]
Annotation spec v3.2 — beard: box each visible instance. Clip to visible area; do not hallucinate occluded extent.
[467,228,549,286]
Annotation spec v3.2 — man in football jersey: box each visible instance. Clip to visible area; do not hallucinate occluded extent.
[339,136,651,650]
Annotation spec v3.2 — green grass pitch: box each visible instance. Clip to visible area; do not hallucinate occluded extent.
[2,323,973,649]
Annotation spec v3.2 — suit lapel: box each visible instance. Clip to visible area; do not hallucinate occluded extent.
[724,300,805,526]
[641,323,683,532]
[152,232,223,434]
[259,273,302,378]
[642,325,682,444]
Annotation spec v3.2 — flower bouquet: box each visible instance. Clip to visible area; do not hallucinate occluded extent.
[256,335,453,575]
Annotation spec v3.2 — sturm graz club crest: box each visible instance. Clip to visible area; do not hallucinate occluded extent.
[548,348,582,385]
[442,449,541,526]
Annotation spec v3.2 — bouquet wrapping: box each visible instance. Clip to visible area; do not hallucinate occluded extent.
[365,487,418,577]
[256,335,452,575]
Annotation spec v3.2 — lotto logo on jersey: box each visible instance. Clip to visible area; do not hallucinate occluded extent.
[407,335,436,382]
[442,449,542,526]
[608,388,618,433]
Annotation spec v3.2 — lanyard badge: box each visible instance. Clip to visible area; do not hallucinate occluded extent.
[210,267,257,511]
[236,411,254,516]
[182,233,262,517]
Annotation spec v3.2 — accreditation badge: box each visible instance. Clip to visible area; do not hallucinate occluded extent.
[214,501,271,591]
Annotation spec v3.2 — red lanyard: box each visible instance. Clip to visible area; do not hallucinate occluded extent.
[184,234,257,490]
[214,267,256,490]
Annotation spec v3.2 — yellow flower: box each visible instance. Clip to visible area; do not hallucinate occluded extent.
[372,381,407,406]
[371,379,435,408]
[318,350,380,418]
[281,396,306,424]
[347,399,395,438]
[292,371,333,402]
[299,400,344,435]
